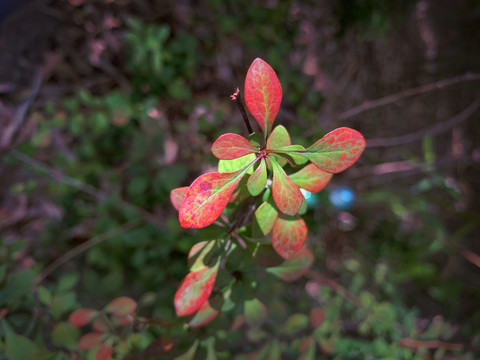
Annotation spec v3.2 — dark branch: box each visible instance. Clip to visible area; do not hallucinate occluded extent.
[231,87,253,135]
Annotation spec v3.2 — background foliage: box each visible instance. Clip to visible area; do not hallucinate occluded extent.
[0,0,479,359]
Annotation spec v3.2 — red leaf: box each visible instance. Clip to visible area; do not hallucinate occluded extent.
[144,337,174,356]
[179,170,250,229]
[211,133,257,160]
[272,216,307,259]
[270,158,303,216]
[304,127,365,173]
[174,263,219,317]
[92,318,108,332]
[244,58,282,135]
[290,164,333,193]
[104,296,137,316]
[68,308,97,327]
[77,332,104,350]
[95,343,113,360]
[188,299,219,328]
[170,187,189,211]
[267,247,314,281]
[310,308,325,328]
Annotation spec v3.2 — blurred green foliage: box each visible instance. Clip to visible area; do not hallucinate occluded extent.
[1,1,479,359]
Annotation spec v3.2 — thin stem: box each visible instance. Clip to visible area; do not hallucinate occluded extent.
[231,87,253,135]
[34,219,141,286]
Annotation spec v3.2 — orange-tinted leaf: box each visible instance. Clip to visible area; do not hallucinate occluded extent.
[266,125,291,149]
[95,343,113,360]
[104,296,137,316]
[303,127,365,173]
[179,169,250,229]
[174,262,219,317]
[170,187,189,211]
[270,158,303,216]
[188,299,219,328]
[290,164,333,193]
[267,247,314,281]
[77,332,104,350]
[247,159,267,196]
[244,58,282,135]
[68,308,97,327]
[272,216,307,259]
[211,133,257,160]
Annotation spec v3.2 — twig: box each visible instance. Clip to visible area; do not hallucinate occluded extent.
[231,87,253,135]
[8,150,165,229]
[366,96,480,148]
[336,72,480,122]
[34,219,141,286]
[398,338,463,351]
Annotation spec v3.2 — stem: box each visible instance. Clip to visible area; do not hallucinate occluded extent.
[231,87,253,135]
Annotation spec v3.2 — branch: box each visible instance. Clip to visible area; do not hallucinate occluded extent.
[336,72,480,122]
[366,96,480,148]
[34,219,141,286]
[231,87,253,135]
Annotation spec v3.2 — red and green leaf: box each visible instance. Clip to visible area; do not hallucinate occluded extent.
[266,125,291,149]
[252,200,278,237]
[211,133,257,160]
[170,187,189,211]
[270,158,303,216]
[95,343,113,360]
[188,300,219,328]
[179,167,252,229]
[104,296,137,316]
[77,332,104,350]
[247,159,267,196]
[174,262,220,317]
[188,240,217,271]
[272,216,307,259]
[290,164,333,193]
[244,58,282,136]
[284,127,365,173]
[267,247,314,281]
[68,308,97,327]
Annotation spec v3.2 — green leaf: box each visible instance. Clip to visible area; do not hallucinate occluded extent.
[272,215,307,259]
[247,159,267,196]
[57,272,79,293]
[267,248,314,281]
[211,133,257,160]
[179,165,253,229]
[244,58,282,136]
[290,164,333,193]
[174,261,220,316]
[252,200,279,238]
[266,125,291,149]
[188,240,217,271]
[270,157,303,216]
[52,322,80,350]
[3,321,41,360]
[218,154,256,173]
[244,298,268,327]
[174,340,198,360]
[281,313,309,335]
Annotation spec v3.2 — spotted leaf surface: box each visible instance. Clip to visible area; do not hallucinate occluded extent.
[211,133,257,160]
[244,58,282,135]
[174,263,219,317]
[170,187,189,211]
[270,158,303,216]
[266,125,291,149]
[299,127,365,173]
[272,216,307,259]
[267,247,314,281]
[290,164,333,193]
[247,158,267,196]
[179,169,250,229]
